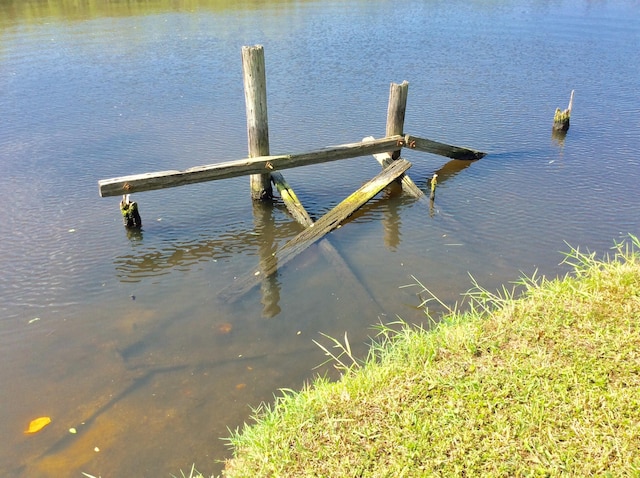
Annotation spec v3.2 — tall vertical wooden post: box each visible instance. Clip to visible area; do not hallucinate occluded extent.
[242,45,273,200]
[386,81,409,160]
[378,81,424,198]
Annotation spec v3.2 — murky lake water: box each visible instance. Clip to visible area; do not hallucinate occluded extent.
[1,0,639,476]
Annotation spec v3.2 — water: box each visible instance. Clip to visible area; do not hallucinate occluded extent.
[1,0,639,476]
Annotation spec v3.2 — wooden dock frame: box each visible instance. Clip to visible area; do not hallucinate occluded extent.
[98,45,486,310]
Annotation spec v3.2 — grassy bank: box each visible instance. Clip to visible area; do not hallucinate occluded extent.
[221,237,640,477]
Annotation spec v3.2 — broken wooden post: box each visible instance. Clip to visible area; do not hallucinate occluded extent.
[219,159,412,302]
[430,173,438,201]
[242,45,272,200]
[120,194,141,229]
[553,90,574,133]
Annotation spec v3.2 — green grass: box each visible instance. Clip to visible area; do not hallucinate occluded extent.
[222,236,640,477]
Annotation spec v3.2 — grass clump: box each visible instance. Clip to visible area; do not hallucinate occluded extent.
[223,236,640,477]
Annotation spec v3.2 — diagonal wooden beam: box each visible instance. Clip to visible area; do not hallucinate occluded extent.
[218,159,412,303]
[271,172,386,314]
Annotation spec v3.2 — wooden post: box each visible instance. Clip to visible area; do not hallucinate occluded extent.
[386,81,409,160]
[429,173,438,201]
[120,194,141,229]
[553,90,574,133]
[379,81,425,199]
[242,45,272,200]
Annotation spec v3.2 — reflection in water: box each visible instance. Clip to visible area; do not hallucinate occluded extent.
[423,158,478,216]
[125,227,144,242]
[381,182,403,251]
[113,219,302,282]
[0,0,313,24]
[253,201,282,318]
[551,128,568,148]
[431,158,478,185]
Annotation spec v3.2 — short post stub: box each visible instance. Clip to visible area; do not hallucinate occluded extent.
[120,194,142,229]
[430,173,438,201]
[242,45,273,200]
[553,90,574,133]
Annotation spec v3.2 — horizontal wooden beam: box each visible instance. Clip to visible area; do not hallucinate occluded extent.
[405,134,486,160]
[98,135,405,197]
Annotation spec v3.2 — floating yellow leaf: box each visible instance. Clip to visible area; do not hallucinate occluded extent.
[25,416,51,434]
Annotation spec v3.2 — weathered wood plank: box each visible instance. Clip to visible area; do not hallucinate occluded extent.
[405,134,486,160]
[271,172,314,226]
[98,135,404,197]
[218,159,412,303]
[242,45,273,200]
[271,171,385,313]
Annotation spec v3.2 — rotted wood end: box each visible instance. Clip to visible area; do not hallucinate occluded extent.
[120,194,142,229]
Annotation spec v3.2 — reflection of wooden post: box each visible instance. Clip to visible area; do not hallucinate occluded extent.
[253,201,281,318]
[242,45,272,200]
[382,193,401,250]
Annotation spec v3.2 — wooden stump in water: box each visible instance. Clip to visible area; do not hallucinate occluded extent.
[120,194,142,229]
[553,90,574,133]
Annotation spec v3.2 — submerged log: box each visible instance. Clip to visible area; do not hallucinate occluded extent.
[553,90,574,133]
[404,134,486,160]
[120,194,141,229]
[98,135,404,197]
[218,159,412,303]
